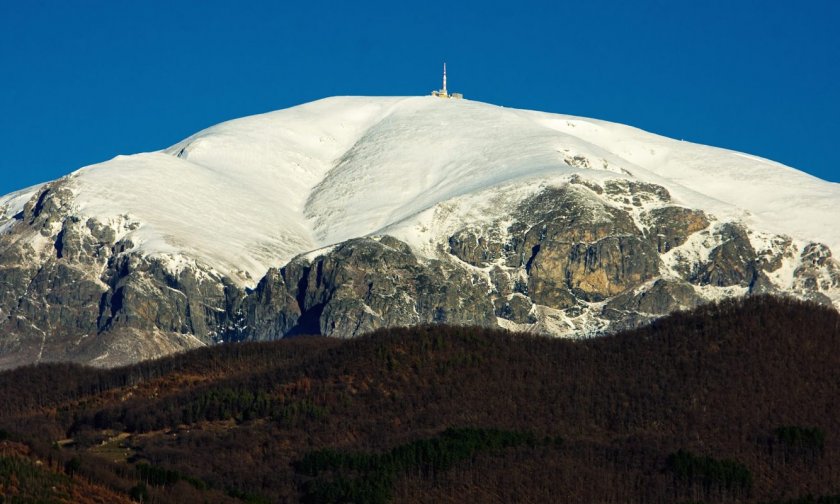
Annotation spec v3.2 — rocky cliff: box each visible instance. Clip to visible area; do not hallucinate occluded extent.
[1,176,836,369]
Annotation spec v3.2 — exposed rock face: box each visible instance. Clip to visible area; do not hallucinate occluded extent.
[494,294,537,324]
[0,183,235,368]
[511,185,660,305]
[448,228,505,267]
[238,236,497,340]
[791,243,840,305]
[694,224,758,287]
[238,268,301,340]
[602,278,704,332]
[603,179,671,207]
[643,207,710,253]
[0,178,838,369]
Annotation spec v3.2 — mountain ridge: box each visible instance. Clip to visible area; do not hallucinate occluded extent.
[0,96,838,368]
[6,96,838,284]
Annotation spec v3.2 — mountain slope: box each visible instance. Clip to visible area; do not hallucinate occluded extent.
[0,96,838,367]
[7,96,837,283]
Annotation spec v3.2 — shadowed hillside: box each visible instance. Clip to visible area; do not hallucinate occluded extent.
[0,295,838,503]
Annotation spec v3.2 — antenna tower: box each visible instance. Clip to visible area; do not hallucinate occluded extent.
[443,62,447,96]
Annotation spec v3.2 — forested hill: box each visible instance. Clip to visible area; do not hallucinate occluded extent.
[1,296,839,503]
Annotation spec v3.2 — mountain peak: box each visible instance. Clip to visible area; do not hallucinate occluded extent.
[0,96,838,368]
[18,96,834,285]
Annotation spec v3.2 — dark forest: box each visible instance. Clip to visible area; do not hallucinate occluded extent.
[1,295,839,503]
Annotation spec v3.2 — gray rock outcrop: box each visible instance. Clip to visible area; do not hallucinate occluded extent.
[0,178,837,369]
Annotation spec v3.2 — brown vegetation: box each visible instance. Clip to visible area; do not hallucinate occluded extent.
[0,295,838,502]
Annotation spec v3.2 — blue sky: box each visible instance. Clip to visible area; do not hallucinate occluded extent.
[1,0,838,196]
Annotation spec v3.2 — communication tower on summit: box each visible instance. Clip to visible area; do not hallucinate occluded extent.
[431,63,463,99]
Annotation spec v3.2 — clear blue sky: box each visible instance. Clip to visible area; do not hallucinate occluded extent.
[1,0,838,196]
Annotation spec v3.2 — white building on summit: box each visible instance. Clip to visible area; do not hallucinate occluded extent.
[431,63,463,99]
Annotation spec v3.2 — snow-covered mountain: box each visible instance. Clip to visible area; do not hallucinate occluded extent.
[1,96,838,368]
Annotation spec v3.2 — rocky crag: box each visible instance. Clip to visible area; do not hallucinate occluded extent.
[1,174,837,369]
